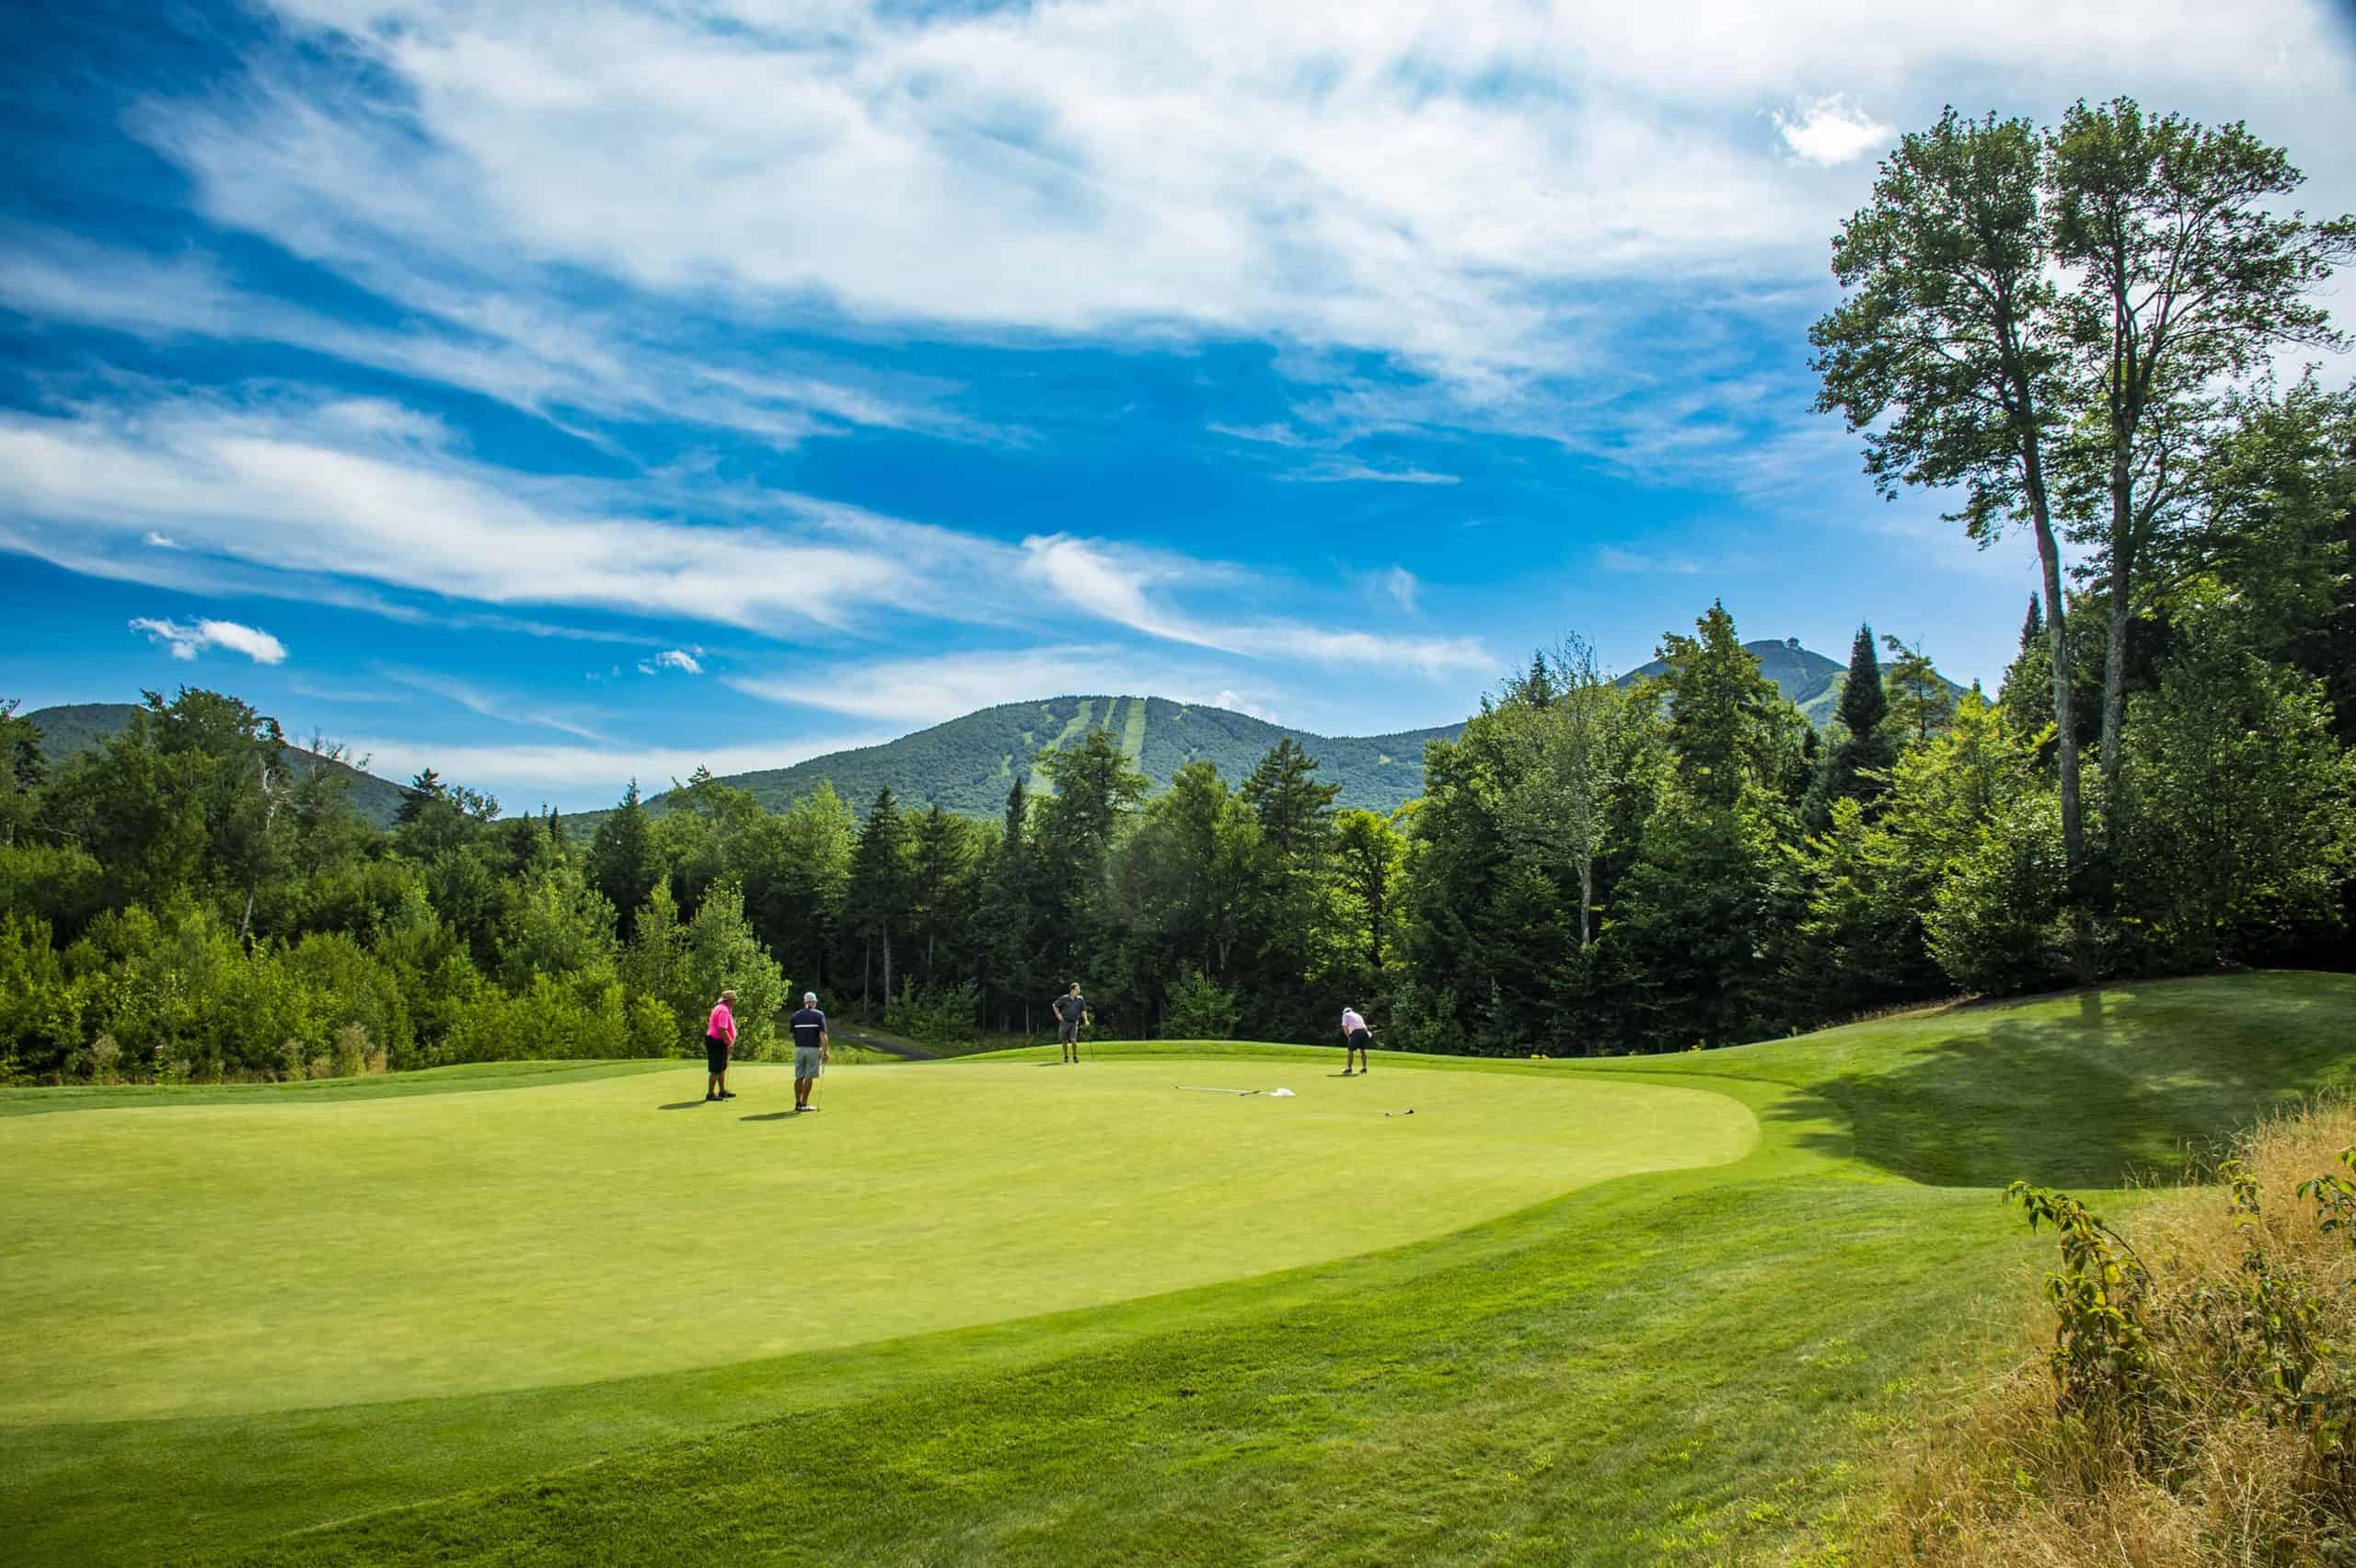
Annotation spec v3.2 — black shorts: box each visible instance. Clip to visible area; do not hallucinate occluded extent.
[705,1036,731,1074]
[1347,1029,1372,1051]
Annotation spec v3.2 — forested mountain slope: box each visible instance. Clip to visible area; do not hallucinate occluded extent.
[22,703,412,828]
[630,696,1461,822]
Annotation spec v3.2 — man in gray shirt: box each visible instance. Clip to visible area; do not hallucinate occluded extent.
[1052,982,1091,1064]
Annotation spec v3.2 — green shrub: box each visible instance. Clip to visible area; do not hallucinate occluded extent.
[1161,966,1240,1040]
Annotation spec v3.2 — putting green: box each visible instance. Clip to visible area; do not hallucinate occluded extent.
[0,1057,1752,1424]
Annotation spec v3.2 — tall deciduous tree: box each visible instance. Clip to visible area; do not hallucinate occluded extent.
[1493,636,1622,949]
[2048,98,2355,802]
[1329,808,1407,974]
[1812,109,2085,870]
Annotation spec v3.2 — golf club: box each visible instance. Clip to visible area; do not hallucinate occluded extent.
[1176,1085,1296,1097]
[1384,1109,1415,1117]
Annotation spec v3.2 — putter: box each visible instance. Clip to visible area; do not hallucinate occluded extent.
[1384,1108,1415,1118]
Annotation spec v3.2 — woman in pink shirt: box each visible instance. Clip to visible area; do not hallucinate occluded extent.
[704,989,738,1101]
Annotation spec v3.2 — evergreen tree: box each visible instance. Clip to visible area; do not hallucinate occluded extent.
[395,767,444,826]
[586,779,658,940]
[1880,636,1956,745]
[906,803,977,987]
[1031,732,1149,1014]
[976,778,1043,1030]
[845,787,912,1008]
[1656,602,1801,808]
[1241,738,1339,865]
[1807,624,1897,826]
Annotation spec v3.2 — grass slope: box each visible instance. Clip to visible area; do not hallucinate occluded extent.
[0,973,2348,1566]
[21,703,413,828]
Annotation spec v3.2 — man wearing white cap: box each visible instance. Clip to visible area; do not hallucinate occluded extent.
[790,992,828,1113]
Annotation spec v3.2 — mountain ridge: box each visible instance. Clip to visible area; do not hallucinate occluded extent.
[21,637,1968,832]
[20,704,414,829]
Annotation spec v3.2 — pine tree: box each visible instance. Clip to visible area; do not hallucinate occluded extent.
[586,779,657,939]
[1814,624,1899,824]
[395,767,444,825]
[846,787,912,1009]
[1241,737,1339,865]
[1657,602,1798,808]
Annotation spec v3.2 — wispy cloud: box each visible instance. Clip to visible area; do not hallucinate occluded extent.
[345,736,888,802]
[128,616,287,664]
[1594,544,1761,577]
[730,646,1159,726]
[378,666,608,741]
[1207,422,1311,448]
[0,394,1493,681]
[1284,462,1460,486]
[1019,535,1494,677]
[639,648,704,675]
[0,229,987,452]
[1382,567,1421,616]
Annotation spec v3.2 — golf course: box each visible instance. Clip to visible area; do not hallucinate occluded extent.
[5,971,2352,1565]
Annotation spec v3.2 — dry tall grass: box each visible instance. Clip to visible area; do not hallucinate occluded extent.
[1860,1100,2356,1567]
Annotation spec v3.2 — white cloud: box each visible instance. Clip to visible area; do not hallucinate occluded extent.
[143,531,179,548]
[1195,689,1281,723]
[346,736,887,802]
[640,648,704,675]
[1018,535,1493,676]
[0,230,986,451]
[1207,422,1311,448]
[730,646,1156,726]
[129,0,2354,398]
[1773,95,1893,167]
[128,616,288,663]
[1286,462,1460,485]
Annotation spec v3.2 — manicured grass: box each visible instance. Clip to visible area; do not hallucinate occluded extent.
[0,1057,678,1117]
[0,972,2349,1566]
[1,1061,1749,1423]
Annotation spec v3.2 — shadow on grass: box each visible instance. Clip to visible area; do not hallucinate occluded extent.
[740,1112,799,1123]
[1767,975,2356,1189]
[656,1101,710,1111]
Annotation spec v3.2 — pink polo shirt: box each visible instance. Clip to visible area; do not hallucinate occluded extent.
[707,1003,735,1044]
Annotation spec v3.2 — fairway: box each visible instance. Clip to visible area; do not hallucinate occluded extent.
[0,1057,1753,1424]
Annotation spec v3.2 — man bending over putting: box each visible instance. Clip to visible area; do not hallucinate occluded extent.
[1340,1004,1373,1076]
[705,989,738,1101]
[1053,982,1091,1064]
[790,992,828,1113]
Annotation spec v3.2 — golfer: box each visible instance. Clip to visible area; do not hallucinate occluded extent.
[1053,982,1091,1064]
[704,989,738,1101]
[1340,1004,1373,1076]
[790,992,828,1113]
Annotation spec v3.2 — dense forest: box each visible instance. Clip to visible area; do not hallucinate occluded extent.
[3,97,2352,1082]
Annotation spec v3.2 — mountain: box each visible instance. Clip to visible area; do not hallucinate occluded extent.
[583,696,1463,832]
[1616,638,1968,731]
[21,703,414,829]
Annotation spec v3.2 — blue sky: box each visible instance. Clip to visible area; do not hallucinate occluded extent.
[5,1,2354,811]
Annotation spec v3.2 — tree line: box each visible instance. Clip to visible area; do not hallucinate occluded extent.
[1,94,2350,1082]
